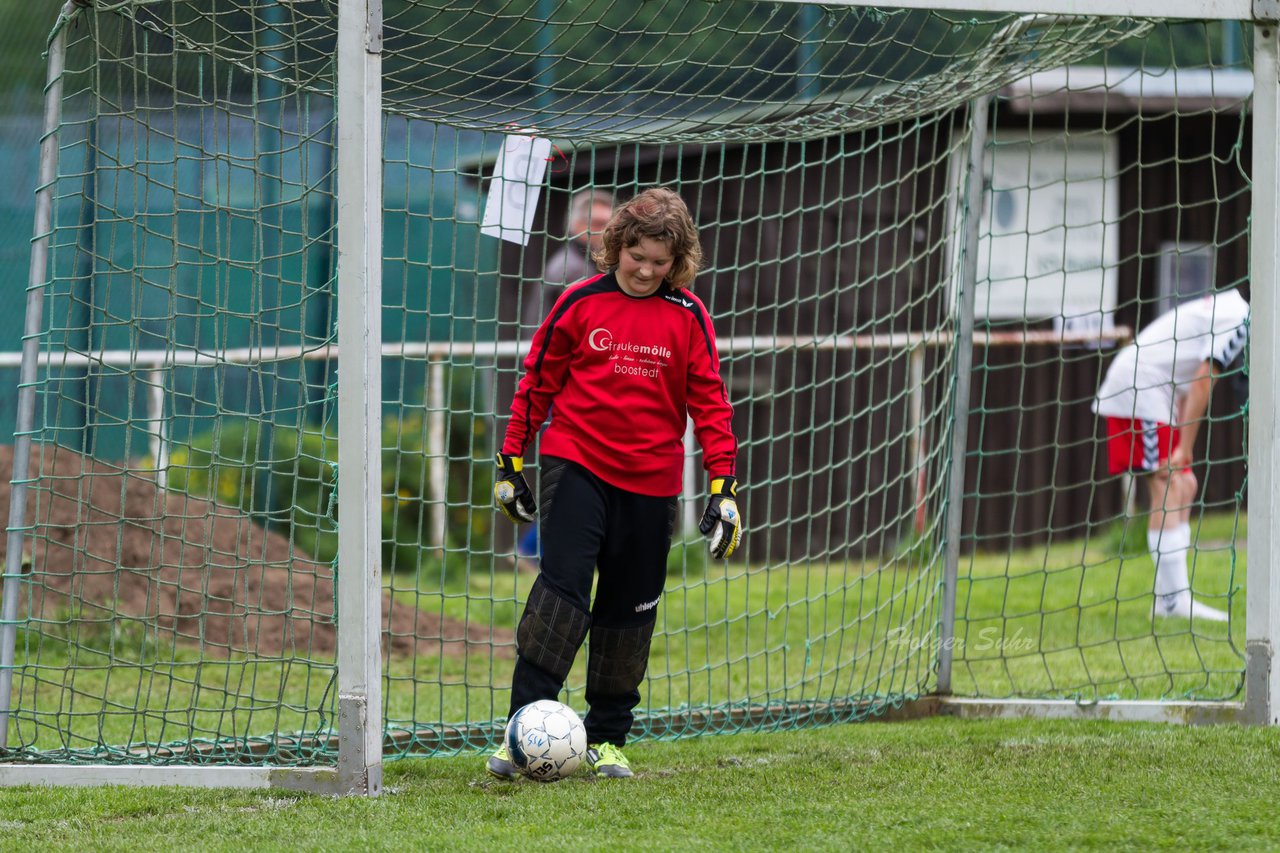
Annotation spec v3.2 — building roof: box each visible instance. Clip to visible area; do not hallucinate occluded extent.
[998,66,1253,114]
[457,65,1256,174]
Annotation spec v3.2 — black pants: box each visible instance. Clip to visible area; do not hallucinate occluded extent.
[508,456,677,746]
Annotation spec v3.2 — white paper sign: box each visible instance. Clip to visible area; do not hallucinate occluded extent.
[948,130,1119,323]
[481,133,552,245]
[976,132,1118,320]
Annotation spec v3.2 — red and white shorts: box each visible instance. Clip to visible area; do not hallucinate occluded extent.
[1104,417,1180,476]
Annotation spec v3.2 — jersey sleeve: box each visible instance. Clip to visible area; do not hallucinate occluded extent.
[684,298,738,479]
[502,297,577,457]
[1208,321,1249,371]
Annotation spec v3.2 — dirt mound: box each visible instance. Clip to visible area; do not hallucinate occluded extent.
[0,444,512,659]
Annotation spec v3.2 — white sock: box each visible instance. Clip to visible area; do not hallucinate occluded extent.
[1149,523,1191,604]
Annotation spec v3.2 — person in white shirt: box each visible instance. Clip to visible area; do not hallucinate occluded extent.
[1093,288,1249,622]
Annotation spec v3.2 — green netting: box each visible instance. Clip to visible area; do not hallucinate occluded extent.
[0,0,1253,770]
[102,1,1150,142]
[952,25,1252,702]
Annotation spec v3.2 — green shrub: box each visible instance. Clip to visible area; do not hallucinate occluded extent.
[165,418,340,558]
[165,373,493,583]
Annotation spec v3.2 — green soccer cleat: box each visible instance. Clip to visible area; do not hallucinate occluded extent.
[487,743,518,781]
[586,742,633,778]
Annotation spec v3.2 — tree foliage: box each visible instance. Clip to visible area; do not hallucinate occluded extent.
[0,2,1244,115]
[0,0,66,108]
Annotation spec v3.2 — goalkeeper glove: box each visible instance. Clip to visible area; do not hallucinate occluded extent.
[698,475,742,559]
[493,452,536,524]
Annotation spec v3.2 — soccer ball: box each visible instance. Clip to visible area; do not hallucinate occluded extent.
[505,699,587,782]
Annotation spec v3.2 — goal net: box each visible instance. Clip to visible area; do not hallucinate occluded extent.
[0,0,1260,785]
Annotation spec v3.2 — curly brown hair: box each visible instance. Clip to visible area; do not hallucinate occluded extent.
[593,187,703,289]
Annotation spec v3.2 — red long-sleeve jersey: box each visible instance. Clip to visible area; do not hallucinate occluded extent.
[502,272,737,497]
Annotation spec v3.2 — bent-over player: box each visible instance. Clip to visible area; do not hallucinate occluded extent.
[1093,288,1249,622]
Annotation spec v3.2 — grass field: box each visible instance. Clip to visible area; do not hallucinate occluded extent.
[950,510,1245,702]
[2,717,1278,850]
[0,512,1267,848]
[3,512,1247,756]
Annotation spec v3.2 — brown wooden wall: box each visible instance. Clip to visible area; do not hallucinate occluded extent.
[488,105,1252,563]
[960,109,1251,551]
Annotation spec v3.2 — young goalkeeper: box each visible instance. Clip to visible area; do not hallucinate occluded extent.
[1092,288,1249,622]
[489,187,742,779]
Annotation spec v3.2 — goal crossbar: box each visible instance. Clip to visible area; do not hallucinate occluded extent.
[757,0,1261,21]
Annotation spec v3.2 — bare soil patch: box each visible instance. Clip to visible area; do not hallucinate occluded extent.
[0,444,512,659]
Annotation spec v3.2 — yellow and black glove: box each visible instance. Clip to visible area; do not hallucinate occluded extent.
[698,475,742,559]
[493,452,537,524]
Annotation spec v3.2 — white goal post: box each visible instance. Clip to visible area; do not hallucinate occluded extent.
[1,0,1278,797]
[0,0,387,796]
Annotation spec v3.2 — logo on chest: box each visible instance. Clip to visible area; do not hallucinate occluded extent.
[586,327,673,379]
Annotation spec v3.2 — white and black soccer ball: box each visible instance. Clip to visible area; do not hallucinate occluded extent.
[505,699,587,782]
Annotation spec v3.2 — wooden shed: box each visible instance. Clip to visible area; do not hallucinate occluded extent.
[477,66,1253,563]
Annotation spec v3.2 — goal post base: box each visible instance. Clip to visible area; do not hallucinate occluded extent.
[0,764,382,796]
[938,697,1248,726]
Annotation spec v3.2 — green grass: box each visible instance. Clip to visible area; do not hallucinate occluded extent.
[4,512,1249,757]
[0,512,1269,848]
[2,717,1279,850]
[952,511,1246,701]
